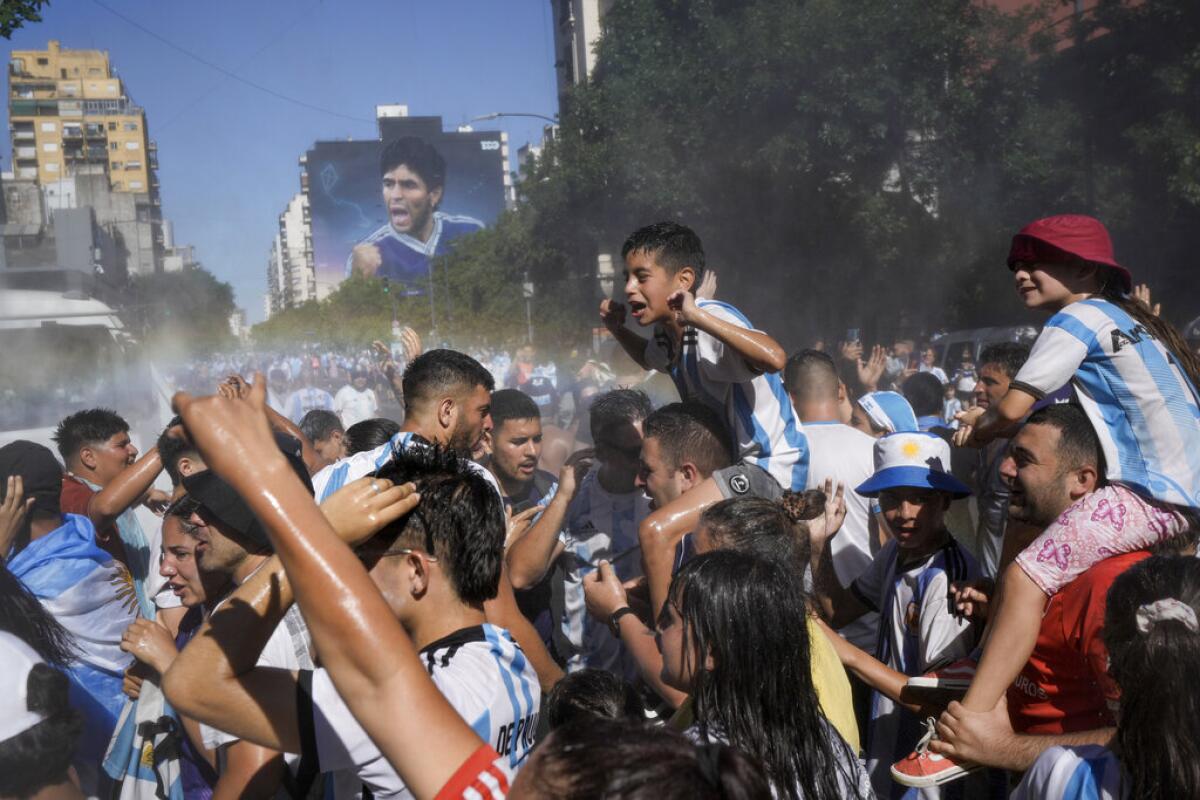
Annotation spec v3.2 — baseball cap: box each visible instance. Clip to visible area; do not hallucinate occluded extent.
[856,432,971,499]
[0,631,48,743]
[180,432,314,549]
[857,391,919,435]
[1006,214,1132,294]
[0,441,63,518]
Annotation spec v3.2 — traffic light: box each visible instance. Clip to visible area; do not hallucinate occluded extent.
[381,277,390,294]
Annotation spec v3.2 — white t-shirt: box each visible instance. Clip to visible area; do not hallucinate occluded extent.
[200,565,314,752]
[551,470,650,676]
[299,624,540,799]
[802,421,879,651]
[333,385,379,428]
[643,299,810,491]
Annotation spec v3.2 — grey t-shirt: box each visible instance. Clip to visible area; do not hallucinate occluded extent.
[713,461,783,501]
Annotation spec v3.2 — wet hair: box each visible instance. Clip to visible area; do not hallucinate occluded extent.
[490,389,541,429]
[1103,555,1200,799]
[977,342,1030,380]
[0,567,76,667]
[1099,281,1200,392]
[589,389,654,444]
[523,717,770,799]
[667,551,863,800]
[902,372,943,417]
[52,407,128,461]
[543,669,644,730]
[379,135,446,191]
[344,417,401,455]
[157,416,199,488]
[1024,403,1105,478]
[698,497,804,571]
[621,221,706,290]
[783,349,841,404]
[299,409,343,443]
[401,349,494,416]
[0,664,82,798]
[642,402,733,478]
[371,445,503,605]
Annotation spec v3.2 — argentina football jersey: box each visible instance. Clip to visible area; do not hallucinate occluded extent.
[347,212,484,284]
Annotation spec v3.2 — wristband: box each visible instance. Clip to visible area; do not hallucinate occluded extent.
[609,606,635,636]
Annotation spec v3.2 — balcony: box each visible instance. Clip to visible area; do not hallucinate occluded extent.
[62,127,82,139]
[12,129,35,141]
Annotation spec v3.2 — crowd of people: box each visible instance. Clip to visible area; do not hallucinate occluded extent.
[2,214,1200,800]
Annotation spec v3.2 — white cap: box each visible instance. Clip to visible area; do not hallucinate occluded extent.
[856,432,972,499]
[0,631,49,742]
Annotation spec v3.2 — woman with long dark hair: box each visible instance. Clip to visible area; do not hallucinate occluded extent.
[659,550,871,800]
[1013,554,1200,799]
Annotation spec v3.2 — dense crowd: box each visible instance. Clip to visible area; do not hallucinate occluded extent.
[2,215,1199,800]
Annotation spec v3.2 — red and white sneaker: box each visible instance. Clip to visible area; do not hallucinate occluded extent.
[904,656,976,705]
[891,717,980,788]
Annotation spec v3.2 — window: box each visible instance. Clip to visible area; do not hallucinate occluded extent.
[45,162,59,172]
[108,122,117,131]
[11,59,24,72]
[110,142,119,151]
[40,121,56,132]
[42,142,58,152]
[111,161,122,169]
[60,69,66,78]
[88,68,101,76]
[125,141,139,150]
[37,58,47,66]
[129,180,143,190]
[123,122,138,131]
[125,162,140,170]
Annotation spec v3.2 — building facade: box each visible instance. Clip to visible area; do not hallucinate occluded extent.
[264,192,318,317]
[7,40,163,274]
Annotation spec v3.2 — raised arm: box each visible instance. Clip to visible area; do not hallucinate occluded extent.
[88,447,163,531]
[505,450,589,588]
[639,479,724,618]
[171,379,485,799]
[671,291,787,374]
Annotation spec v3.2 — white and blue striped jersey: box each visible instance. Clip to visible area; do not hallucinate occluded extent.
[300,624,540,799]
[312,431,502,503]
[644,299,808,491]
[284,387,334,425]
[345,212,484,283]
[1012,298,1200,508]
[852,538,982,799]
[552,470,650,677]
[1012,745,1126,800]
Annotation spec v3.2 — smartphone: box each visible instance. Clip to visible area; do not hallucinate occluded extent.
[510,498,538,515]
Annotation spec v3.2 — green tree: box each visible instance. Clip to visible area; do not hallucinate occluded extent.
[0,0,49,39]
[123,265,237,355]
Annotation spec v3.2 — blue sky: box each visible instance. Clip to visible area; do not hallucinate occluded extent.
[1,0,560,322]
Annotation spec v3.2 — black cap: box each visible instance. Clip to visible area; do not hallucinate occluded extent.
[179,432,314,549]
[0,441,63,517]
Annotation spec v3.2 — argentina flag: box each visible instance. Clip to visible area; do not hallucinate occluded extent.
[7,513,139,766]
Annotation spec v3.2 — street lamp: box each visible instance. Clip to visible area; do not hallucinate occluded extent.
[468,112,558,126]
[522,273,535,345]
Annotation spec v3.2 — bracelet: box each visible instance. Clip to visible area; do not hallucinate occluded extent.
[609,606,635,636]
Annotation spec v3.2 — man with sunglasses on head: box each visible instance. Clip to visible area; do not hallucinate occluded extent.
[507,389,654,678]
[166,446,540,798]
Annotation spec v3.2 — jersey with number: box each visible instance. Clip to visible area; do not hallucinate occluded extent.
[312,432,502,503]
[551,470,650,677]
[299,624,538,799]
[1012,745,1126,800]
[643,299,809,490]
[347,212,484,284]
[1012,298,1200,508]
[851,537,982,799]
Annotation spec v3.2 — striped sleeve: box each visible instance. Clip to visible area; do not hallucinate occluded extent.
[1012,310,1093,399]
[434,745,513,800]
[695,302,759,385]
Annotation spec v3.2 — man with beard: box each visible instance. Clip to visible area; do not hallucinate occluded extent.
[922,404,1163,776]
[310,351,564,692]
[347,136,484,283]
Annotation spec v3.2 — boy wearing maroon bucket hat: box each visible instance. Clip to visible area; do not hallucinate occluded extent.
[892,214,1200,789]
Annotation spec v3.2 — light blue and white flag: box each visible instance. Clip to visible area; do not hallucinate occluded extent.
[8,513,138,765]
[103,679,184,800]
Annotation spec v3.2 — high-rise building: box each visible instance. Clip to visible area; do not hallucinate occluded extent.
[548,0,614,103]
[7,40,163,274]
[264,192,319,316]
